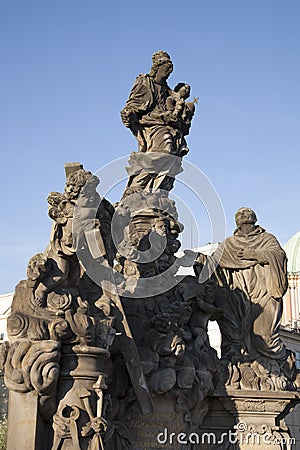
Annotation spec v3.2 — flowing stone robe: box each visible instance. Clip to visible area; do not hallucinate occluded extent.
[211,226,288,361]
[122,74,185,156]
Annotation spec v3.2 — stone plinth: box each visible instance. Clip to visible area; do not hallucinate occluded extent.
[199,389,300,450]
[7,391,51,450]
[53,345,110,450]
[123,395,186,450]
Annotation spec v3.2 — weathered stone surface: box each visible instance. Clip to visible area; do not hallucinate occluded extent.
[0,376,7,417]
[7,391,48,449]
[198,389,300,449]
[123,396,187,450]
[194,207,297,392]
[3,53,299,450]
[121,51,196,198]
[121,51,195,158]
[4,164,119,449]
[103,51,223,449]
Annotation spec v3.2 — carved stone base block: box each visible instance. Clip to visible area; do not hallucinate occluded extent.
[7,390,51,450]
[199,389,300,450]
[123,395,186,450]
[6,345,111,450]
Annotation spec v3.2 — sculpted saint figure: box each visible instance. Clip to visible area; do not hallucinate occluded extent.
[196,207,289,363]
[120,52,196,196]
[30,169,115,306]
[121,51,195,157]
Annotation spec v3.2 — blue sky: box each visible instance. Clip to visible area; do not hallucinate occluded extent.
[0,1,299,293]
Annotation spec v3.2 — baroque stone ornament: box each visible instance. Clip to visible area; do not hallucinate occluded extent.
[4,163,120,449]
[120,50,196,197]
[3,53,299,450]
[195,208,300,449]
[194,207,298,393]
[3,51,219,450]
[108,51,221,449]
[199,389,299,450]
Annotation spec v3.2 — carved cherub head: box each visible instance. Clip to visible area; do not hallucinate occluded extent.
[27,253,49,281]
[153,217,169,236]
[174,83,191,100]
[48,192,70,223]
[65,170,99,201]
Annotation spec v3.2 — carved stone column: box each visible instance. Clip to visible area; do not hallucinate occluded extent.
[52,345,110,450]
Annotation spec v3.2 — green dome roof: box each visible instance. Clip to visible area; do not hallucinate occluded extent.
[284,231,300,274]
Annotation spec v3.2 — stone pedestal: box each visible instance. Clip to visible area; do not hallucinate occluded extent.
[199,389,300,449]
[6,345,110,450]
[123,395,186,450]
[52,345,110,450]
[7,390,51,450]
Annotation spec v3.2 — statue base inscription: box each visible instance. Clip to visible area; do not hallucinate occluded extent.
[199,389,300,450]
[124,395,185,450]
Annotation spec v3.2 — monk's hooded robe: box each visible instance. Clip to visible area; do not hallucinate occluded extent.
[211,225,288,361]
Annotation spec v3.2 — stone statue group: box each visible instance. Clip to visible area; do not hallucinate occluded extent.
[2,51,297,450]
[121,50,295,389]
